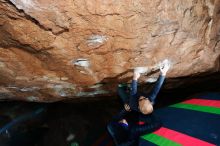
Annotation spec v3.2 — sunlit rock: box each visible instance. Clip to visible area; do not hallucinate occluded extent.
[0,0,220,101]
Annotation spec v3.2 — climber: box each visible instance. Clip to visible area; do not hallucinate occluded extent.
[107,62,170,146]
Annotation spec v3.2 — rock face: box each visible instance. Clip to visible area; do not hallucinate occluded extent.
[0,0,220,102]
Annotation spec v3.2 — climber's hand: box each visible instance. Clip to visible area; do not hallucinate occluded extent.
[133,71,140,80]
[124,104,131,112]
[160,62,170,76]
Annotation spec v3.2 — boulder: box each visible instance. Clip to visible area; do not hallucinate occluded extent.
[0,0,220,101]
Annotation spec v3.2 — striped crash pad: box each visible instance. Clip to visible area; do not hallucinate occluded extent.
[93,92,220,146]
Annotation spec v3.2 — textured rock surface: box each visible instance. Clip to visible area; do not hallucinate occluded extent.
[0,0,220,102]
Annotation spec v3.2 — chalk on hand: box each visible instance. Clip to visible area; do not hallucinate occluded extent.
[159,59,171,68]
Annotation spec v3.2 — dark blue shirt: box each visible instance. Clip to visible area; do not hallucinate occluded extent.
[114,74,165,121]
[129,75,165,111]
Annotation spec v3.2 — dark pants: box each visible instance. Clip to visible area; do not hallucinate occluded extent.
[117,85,130,104]
[107,121,138,146]
[107,86,136,146]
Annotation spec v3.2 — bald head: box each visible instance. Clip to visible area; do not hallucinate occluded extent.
[138,96,153,115]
